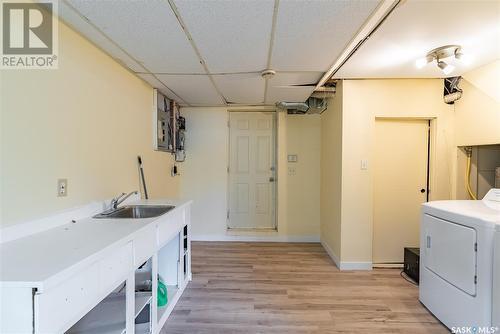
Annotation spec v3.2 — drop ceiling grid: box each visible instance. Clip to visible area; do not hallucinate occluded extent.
[173,0,275,74]
[334,0,500,78]
[135,73,187,105]
[266,86,316,104]
[66,0,205,74]
[59,1,146,73]
[156,75,224,105]
[270,0,381,71]
[166,0,227,105]
[213,74,266,104]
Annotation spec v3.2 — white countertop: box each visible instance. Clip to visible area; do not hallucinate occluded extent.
[0,199,191,290]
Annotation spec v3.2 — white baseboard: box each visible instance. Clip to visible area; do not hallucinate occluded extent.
[339,262,373,270]
[320,240,340,269]
[191,234,320,243]
[373,263,404,269]
[320,240,372,271]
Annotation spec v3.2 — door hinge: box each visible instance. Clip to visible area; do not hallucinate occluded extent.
[227,166,229,173]
[474,242,477,252]
[227,210,229,219]
[474,275,477,284]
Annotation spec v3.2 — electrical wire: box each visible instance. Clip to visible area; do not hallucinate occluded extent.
[400,270,418,286]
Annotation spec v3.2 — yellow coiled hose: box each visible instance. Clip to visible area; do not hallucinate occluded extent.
[465,148,477,200]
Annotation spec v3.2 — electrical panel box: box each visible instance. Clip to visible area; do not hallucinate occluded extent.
[153,89,186,160]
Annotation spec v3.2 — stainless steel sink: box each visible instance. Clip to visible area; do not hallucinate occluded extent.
[93,205,175,219]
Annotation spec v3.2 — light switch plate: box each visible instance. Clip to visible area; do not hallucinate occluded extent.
[288,154,298,163]
[361,160,368,170]
[57,179,67,197]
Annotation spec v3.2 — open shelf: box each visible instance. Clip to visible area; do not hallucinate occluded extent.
[66,291,152,334]
[135,322,151,334]
[135,291,152,318]
[66,293,125,334]
[157,285,179,321]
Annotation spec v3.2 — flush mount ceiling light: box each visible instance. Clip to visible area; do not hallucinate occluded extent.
[261,69,276,80]
[415,45,471,75]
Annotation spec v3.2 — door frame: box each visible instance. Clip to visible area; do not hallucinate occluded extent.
[372,116,434,267]
[226,110,278,231]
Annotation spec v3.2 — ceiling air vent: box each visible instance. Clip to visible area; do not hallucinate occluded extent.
[276,97,328,115]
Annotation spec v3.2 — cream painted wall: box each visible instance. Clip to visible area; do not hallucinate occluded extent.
[178,107,229,237]
[320,82,343,261]
[1,19,179,227]
[455,60,500,146]
[282,114,321,236]
[453,60,500,199]
[333,79,454,264]
[179,107,321,240]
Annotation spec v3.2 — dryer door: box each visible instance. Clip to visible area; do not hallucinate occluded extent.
[423,214,477,296]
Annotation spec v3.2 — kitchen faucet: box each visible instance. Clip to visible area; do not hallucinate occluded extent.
[110,191,138,210]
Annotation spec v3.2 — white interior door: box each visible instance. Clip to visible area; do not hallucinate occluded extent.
[373,119,429,264]
[228,112,276,229]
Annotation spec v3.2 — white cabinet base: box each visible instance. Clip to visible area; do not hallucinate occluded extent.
[0,200,192,334]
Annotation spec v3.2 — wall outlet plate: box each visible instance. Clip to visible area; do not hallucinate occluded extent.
[57,179,67,197]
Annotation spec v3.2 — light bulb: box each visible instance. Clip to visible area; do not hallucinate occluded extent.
[438,61,455,75]
[415,57,428,69]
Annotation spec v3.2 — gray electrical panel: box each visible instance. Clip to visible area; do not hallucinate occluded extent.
[156,91,176,153]
[154,90,186,161]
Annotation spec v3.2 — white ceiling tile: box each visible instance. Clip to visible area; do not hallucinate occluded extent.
[266,86,315,104]
[66,0,204,73]
[263,72,321,104]
[174,0,274,73]
[271,0,380,71]
[213,74,265,104]
[270,72,323,86]
[59,1,144,72]
[335,0,500,78]
[156,75,224,105]
[135,73,186,104]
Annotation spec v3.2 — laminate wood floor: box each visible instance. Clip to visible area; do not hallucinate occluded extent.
[162,242,448,334]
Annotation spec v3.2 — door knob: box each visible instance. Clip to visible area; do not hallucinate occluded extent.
[420,189,426,193]
[269,177,275,182]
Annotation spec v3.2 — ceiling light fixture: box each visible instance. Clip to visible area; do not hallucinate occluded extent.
[437,60,455,75]
[261,69,276,80]
[415,45,470,75]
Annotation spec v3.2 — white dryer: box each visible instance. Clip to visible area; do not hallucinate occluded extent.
[420,188,500,330]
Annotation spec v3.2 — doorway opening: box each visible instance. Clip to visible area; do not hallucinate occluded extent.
[227,111,277,230]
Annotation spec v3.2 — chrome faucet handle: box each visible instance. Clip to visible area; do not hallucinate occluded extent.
[114,191,139,208]
[110,193,126,209]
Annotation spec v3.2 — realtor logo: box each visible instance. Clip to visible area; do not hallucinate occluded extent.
[1,0,58,69]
